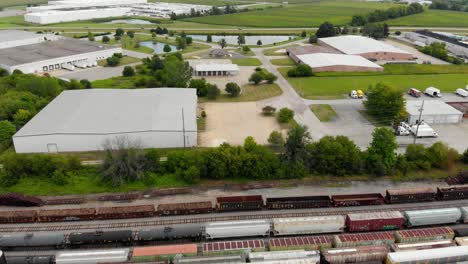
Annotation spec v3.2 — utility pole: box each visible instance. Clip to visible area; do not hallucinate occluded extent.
[413,100,425,144]
[182,108,186,148]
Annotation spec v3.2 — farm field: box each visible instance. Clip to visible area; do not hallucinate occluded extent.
[387,9,468,27]
[279,67,468,99]
[183,1,397,27]
[0,0,45,8]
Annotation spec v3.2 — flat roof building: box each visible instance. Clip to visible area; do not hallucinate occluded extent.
[318,35,414,61]
[406,100,463,124]
[13,88,198,153]
[0,30,121,74]
[193,63,240,76]
[0,30,58,49]
[295,53,383,72]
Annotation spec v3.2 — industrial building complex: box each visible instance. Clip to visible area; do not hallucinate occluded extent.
[24,0,211,24]
[0,30,121,74]
[13,88,198,153]
[406,100,463,125]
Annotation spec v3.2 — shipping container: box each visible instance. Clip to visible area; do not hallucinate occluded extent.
[5,255,54,264]
[266,196,331,210]
[333,232,395,248]
[205,220,270,239]
[385,187,435,203]
[174,254,244,264]
[273,216,345,236]
[0,193,43,207]
[437,186,468,200]
[386,245,468,264]
[216,195,263,212]
[37,208,96,222]
[453,226,468,237]
[346,211,404,232]
[322,245,389,264]
[395,227,454,243]
[455,236,468,246]
[0,210,36,223]
[132,244,197,262]
[331,193,384,207]
[96,205,155,219]
[203,239,265,256]
[157,201,213,216]
[0,232,65,248]
[0,251,5,264]
[68,230,133,245]
[55,249,130,264]
[268,235,332,251]
[43,198,85,205]
[462,207,468,222]
[403,207,462,227]
[247,250,320,262]
[391,240,456,251]
[138,224,203,240]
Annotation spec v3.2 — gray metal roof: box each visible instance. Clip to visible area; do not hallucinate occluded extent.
[0,30,43,43]
[406,100,463,116]
[0,38,117,66]
[14,88,197,137]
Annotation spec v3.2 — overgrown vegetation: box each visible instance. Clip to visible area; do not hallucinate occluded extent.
[419,42,464,65]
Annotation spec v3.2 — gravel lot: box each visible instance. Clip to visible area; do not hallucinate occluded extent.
[199,102,283,147]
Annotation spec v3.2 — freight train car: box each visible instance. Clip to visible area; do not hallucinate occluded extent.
[5,255,54,264]
[265,196,331,210]
[0,193,43,207]
[0,233,65,249]
[96,205,155,220]
[247,250,320,263]
[385,188,435,204]
[272,216,345,236]
[437,186,468,200]
[333,232,395,248]
[462,206,468,222]
[453,226,468,237]
[395,227,455,243]
[215,195,263,212]
[346,211,404,232]
[174,254,243,264]
[37,208,96,222]
[157,202,212,216]
[0,210,36,224]
[455,236,468,246]
[322,245,389,264]
[386,245,468,264]
[269,236,332,251]
[390,240,457,251]
[55,249,130,264]
[132,244,197,262]
[203,240,265,256]
[205,220,270,239]
[403,208,462,227]
[331,194,384,207]
[68,230,133,245]
[138,224,203,241]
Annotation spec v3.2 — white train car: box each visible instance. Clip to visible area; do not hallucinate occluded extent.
[461,207,468,222]
[174,254,244,264]
[403,208,462,227]
[55,248,130,264]
[386,245,468,264]
[273,216,345,236]
[0,251,6,264]
[205,220,270,239]
[247,250,320,262]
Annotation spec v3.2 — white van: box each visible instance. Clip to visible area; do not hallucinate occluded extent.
[456,88,468,97]
[425,87,442,97]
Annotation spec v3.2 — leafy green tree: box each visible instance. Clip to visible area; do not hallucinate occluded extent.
[242,46,251,53]
[426,142,459,170]
[277,107,294,123]
[364,83,406,125]
[367,127,398,173]
[115,28,124,36]
[80,79,92,89]
[176,37,187,50]
[219,38,227,49]
[308,35,318,44]
[237,34,245,46]
[287,64,313,77]
[15,75,62,98]
[316,21,337,38]
[106,56,120,67]
[122,66,135,77]
[66,79,84,90]
[206,84,220,100]
[13,109,32,128]
[462,148,468,164]
[268,131,285,146]
[127,31,135,38]
[0,68,9,77]
[225,82,241,97]
[102,36,110,43]
[158,56,191,87]
[362,23,386,39]
[301,30,307,38]
[189,78,209,97]
[283,124,311,164]
[206,34,212,42]
[0,91,44,121]
[0,120,16,147]
[351,15,367,26]
[87,32,95,41]
[257,40,263,46]
[163,44,172,53]
[249,72,263,85]
[264,73,277,84]
[143,55,164,72]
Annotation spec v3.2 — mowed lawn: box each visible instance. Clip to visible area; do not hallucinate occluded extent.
[183,1,396,27]
[280,65,468,99]
[387,9,468,27]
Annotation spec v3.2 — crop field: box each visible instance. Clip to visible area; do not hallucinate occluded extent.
[183,1,396,27]
[387,9,468,27]
[0,0,45,8]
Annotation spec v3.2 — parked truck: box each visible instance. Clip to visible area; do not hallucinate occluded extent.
[425,87,442,98]
[61,63,75,71]
[410,123,438,138]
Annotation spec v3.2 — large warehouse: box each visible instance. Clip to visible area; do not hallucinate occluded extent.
[318,36,414,61]
[0,30,121,74]
[13,88,198,153]
[294,53,383,72]
[406,100,463,125]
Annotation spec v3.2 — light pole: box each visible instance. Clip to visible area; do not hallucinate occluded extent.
[413,100,425,144]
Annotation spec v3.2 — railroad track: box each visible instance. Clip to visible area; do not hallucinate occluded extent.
[2,201,468,233]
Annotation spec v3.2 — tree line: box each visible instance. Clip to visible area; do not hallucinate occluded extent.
[351,3,424,26]
[429,0,468,12]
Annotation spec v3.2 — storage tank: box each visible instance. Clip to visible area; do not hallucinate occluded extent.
[247,250,320,262]
[273,216,345,236]
[404,207,462,227]
[138,224,202,240]
[386,245,468,264]
[322,246,389,264]
[205,220,270,239]
[346,211,404,232]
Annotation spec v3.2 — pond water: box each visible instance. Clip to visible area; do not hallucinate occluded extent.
[188,35,296,45]
[139,41,177,54]
[105,19,155,25]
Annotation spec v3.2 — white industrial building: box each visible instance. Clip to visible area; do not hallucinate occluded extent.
[13,88,198,153]
[0,30,121,74]
[193,63,240,76]
[25,8,131,24]
[295,53,383,72]
[406,100,463,125]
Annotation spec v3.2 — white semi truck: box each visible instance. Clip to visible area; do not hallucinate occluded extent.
[410,122,438,138]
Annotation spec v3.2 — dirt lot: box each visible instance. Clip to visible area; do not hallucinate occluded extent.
[199,102,284,147]
[188,59,256,90]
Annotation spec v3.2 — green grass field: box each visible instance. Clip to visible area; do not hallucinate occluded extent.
[281,65,468,99]
[183,1,396,27]
[97,56,141,67]
[199,83,283,102]
[0,0,45,8]
[387,9,468,27]
[270,57,296,66]
[231,58,262,66]
[310,104,337,122]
